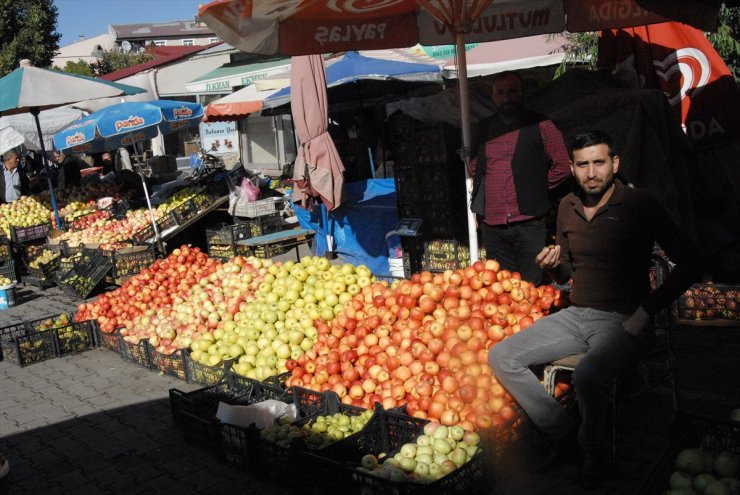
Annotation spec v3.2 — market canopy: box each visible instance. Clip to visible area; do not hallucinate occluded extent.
[263,50,442,109]
[203,85,279,122]
[0,107,86,151]
[443,34,568,78]
[185,58,290,94]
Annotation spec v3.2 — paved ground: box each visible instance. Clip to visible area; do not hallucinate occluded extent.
[1,268,739,494]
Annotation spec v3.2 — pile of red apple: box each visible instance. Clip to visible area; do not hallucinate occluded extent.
[75,245,221,333]
[283,260,564,431]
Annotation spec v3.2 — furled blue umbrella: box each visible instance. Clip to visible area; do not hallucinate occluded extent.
[0,60,146,227]
[53,100,204,154]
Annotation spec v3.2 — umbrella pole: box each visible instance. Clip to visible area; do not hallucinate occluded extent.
[30,107,62,229]
[134,141,163,253]
[455,33,479,264]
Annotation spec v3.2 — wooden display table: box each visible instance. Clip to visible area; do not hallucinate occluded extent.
[236,228,314,261]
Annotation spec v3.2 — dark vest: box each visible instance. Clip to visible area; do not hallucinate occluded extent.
[473,111,552,218]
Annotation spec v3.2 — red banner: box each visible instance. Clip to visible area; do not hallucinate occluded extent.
[599,21,740,149]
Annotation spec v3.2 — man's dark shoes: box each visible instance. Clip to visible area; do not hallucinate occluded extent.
[578,450,604,490]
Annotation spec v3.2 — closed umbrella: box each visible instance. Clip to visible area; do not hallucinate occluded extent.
[290,55,346,255]
[0,60,146,227]
[199,0,728,264]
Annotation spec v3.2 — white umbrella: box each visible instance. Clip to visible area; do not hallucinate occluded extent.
[0,108,86,151]
[0,126,25,155]
[0,60,146,227]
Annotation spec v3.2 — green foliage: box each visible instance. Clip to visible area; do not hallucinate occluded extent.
[62,60,94,77]
[0,0,61,76]
[89,49,155,77]
[708,5,740,80]
[551,32,598,79]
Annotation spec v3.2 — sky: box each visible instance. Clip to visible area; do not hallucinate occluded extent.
[55,0,203,47]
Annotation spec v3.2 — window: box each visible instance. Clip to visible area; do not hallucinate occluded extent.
[182,39,194,46]
[209,37,220,43]
[153,40,166,46]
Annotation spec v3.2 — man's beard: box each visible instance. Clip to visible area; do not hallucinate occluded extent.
[580,174,615,199]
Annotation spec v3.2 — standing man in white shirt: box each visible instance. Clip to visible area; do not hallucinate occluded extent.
[1,150,30,203]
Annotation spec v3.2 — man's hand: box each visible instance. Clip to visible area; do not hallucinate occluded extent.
[623,306,651,338]
[536,245,561,270]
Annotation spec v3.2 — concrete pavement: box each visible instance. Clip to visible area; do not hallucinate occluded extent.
[1,279,739,494]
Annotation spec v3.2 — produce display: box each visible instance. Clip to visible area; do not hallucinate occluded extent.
[58,209,163,250]
[261,409,374,448]
[215,259,375,381]
[667,447,739,495]
[30,314,91,354]
[676,283,740,321]
[282,261,562,428]
[75,245,222,334]
[125,255,266,356]
[0,196,50,236]
[0,275,13,285]
[30,313,71,331]
[360,422,480,483]
[28,249,59,270]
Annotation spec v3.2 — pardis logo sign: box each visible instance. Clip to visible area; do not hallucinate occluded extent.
[653,48,711,106]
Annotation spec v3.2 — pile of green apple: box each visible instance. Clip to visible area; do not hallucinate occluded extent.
[359,422,481,483]
[667,446,739,495]
[0,196,51,236]
[190,256,374,381]
[260,409,375,449]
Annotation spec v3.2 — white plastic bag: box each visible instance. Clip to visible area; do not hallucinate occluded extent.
[216,400,298,429]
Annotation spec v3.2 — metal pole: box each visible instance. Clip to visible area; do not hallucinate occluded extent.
[455,33,479,264]
[134,141,163,253]
[30,107,62,229]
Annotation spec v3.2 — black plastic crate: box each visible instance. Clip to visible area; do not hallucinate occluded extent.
[150,347,187,381]
[674,283,740,322]
[0,237,11,261]
[53,320,95,356]
[640,412,740,494]
[184,350,235,386]
[101,198,129,221]
[206,223,236,246]
[118,334,153,370]
[130,223,156,245]
[206,243,235,262]
[10,222,50,243]
[93,324,121,353]
[170,372,287,451]
[157,211,178,233]
[0,322,28,362]
[25,313,72,332]
[57,252,113,300]
[0,259,17,282]
[111,245,156,278]
[234,212,282,239]
[0,329,58,367]
[170,199,198,224]
[25,252,61,279]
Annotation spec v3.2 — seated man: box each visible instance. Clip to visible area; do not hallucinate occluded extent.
[488,130,704,488]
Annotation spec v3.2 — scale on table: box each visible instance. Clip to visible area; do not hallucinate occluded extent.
[395,218,423,237]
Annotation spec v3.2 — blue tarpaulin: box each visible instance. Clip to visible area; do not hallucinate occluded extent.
[293,179,398,276]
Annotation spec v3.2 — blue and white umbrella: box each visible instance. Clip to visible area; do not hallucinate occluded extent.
[54,100,204,154]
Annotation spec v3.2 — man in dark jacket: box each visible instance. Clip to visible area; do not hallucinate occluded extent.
[1,150,30,202]
[470,71,571,285]
[52,150,82,190]
[489,130,704,489]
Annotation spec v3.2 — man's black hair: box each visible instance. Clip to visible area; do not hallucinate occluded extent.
[569,130,616,158]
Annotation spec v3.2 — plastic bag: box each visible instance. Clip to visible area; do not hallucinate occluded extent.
[216,400,298,429]
[241,177,260,202]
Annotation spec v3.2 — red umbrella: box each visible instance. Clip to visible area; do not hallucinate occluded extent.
[290,55,345,213]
